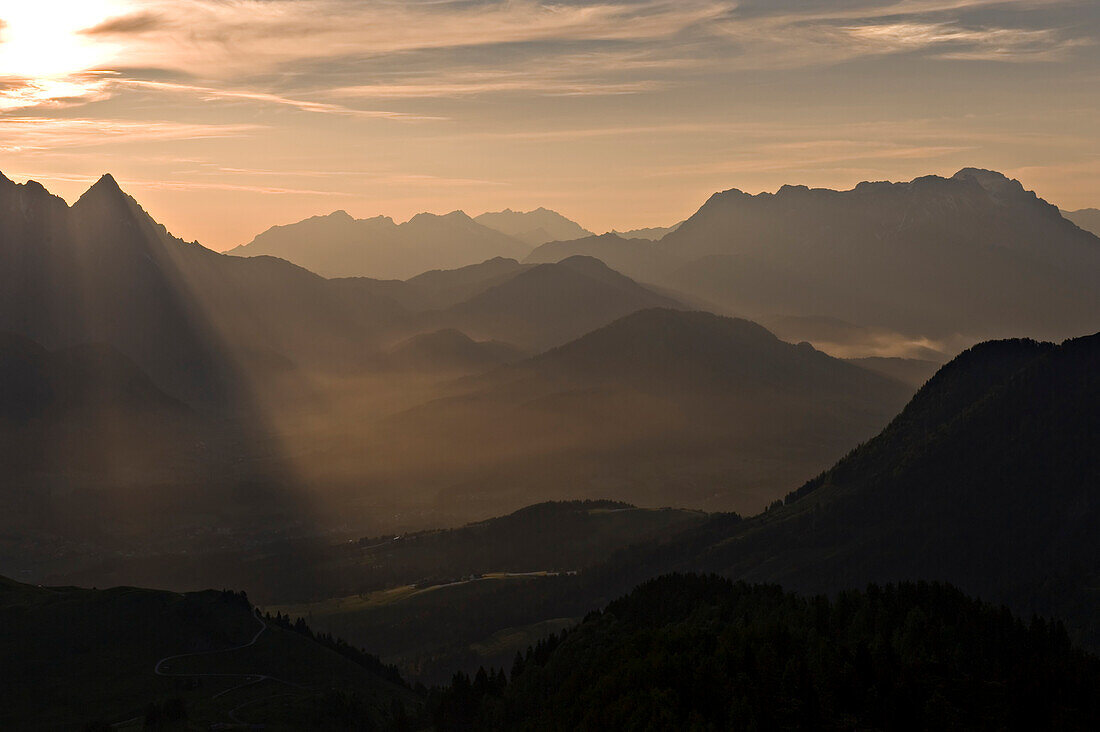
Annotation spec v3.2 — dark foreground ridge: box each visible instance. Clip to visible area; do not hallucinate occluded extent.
[433,575,1100,731]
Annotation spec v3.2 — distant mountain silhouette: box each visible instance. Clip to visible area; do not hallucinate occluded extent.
[436,255,683,350]
[525,233,681,283]
[351,257,531,312]
[1062,207,1100,236]
[379,309,911,515]
[611,221,682,240]
[842,356,941,387]
[474,208,592,246]
[232,209,531,279]
[526,170,1100,354]
[387,329,526,374]
[0,173,415,406]
[662,169,1100,340]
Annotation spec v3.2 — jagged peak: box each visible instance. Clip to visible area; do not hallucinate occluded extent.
[74,173,131,210]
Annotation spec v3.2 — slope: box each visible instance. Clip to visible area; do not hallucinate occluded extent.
[0,576,419,731]
[434,575,1100,731]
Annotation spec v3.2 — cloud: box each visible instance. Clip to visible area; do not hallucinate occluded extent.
[0,117,261,151]
[81,11,168,36]
[840,21,1090,61]
[0,75,113,112]
[115,78,445,119]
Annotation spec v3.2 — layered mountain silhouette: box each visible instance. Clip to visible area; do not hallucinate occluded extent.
[1063,207,1100,236]
[528,169,1100,354]
[232,209,532,279]
[525,233,681,284]
[606,330,1100,646]
[336,255,683,351]
[373,309,911,515]
[0,173,414,408]
[433,256,683,350]
[335,257,530,312]
[611,221,682,240]
[386,329,526,374]
[334,331,1100,680]
[474,208,592,246]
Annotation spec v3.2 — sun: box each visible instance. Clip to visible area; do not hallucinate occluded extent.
[0,0,128,79]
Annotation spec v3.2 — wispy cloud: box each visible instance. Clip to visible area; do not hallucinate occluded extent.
[0,75,113,111]
[0,116,261,151]
[115,78,445,119]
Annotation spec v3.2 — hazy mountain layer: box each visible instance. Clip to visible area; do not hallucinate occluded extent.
[309,331,1100,680]
[434,255,683,350]
[527,170,1100,355]
[386,329,527,374]
[1063,207,1100,236]
[232,209,532,279]
[474,208,592,246]
[525,233,682,284]
[362,309,911,517]
[612,221,683,240]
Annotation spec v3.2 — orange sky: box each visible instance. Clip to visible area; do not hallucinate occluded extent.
[1,0,1098,250]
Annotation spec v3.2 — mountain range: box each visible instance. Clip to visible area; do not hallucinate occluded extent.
[283,329,1100,684]
[473,208,593,246]
[363,309,912,516]
[231,209,532,280]
[529,169,1100,356]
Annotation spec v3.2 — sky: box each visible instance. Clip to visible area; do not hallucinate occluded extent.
[0,0,1097,251]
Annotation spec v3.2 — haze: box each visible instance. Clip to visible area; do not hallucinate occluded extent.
[0,0,1098,250]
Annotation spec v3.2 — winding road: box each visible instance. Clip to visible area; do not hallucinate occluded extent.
[112,610,306,729]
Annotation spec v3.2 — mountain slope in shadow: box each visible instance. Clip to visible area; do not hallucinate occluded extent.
[611,330,1100,647]
[0,576,418,730]
[438,575,1100,731]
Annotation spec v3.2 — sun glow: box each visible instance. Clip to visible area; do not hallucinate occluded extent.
[0,0,126,79]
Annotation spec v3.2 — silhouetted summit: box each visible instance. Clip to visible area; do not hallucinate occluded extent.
[474,208,593,246]
[525,170,1100,352]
